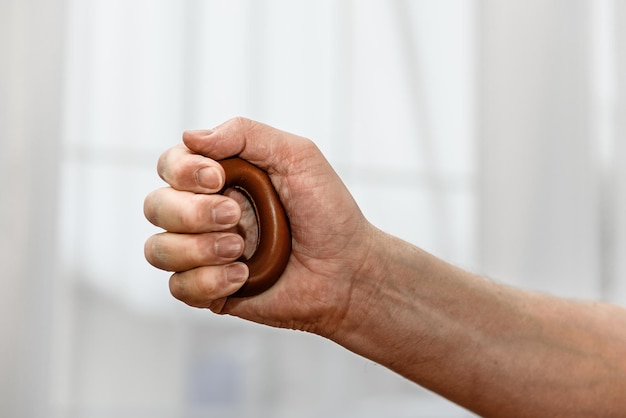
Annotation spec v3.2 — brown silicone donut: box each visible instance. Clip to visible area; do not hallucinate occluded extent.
[218,157,291,297]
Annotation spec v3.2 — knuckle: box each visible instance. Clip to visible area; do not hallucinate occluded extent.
[144,234,170,270]
[233,116,260,137]
[192,234,214,264]
[143,191,160,226]
[196,269,219,296]
[232,116,252,128]
[167,161,187,187]
[156,149,171,182]
[169,272,188,301]
[157,145,193,188]
[169,268,220,308]
[190,194,210,228]
[190,194,231,231]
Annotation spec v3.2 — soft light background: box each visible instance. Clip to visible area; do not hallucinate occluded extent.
[1,0,625,417]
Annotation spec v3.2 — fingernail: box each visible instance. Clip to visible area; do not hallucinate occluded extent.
[186,128,214,137]
[225,262,249,283]
[195,166,221,190]
[213,200,239,225]
[214,235,243,258]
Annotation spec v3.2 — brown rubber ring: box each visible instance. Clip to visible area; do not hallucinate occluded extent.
[218,157,291,297]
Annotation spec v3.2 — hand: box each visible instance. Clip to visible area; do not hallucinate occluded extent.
[144,117,375,335]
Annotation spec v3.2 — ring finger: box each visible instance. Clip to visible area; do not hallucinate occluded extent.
[145,231,245,272]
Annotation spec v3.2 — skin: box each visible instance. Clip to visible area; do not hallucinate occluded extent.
[144,117,626,417]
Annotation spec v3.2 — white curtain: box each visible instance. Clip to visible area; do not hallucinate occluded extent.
[480,0,626,304]
[1,1,623,417]
[1,1,66,417]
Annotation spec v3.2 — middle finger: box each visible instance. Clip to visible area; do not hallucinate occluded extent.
[144,187,241,233]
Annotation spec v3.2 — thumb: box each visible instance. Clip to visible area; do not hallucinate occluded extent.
[182,117,308,172]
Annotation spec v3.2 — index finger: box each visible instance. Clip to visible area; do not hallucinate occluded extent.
[182,117,314,174]
[157,144,225,193]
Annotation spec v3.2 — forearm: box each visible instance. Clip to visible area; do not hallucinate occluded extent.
[328,229,626,417]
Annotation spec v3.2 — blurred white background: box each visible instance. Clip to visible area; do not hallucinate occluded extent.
[1,0,625,417]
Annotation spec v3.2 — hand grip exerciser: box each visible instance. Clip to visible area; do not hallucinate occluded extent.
[218,157,291,297]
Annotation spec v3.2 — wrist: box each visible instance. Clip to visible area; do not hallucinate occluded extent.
[323,229,429,360]
[322,231,475,386]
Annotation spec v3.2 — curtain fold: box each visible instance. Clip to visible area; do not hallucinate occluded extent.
[0,0,66,417]
[614,0,626,305]
[478,0,609,299]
